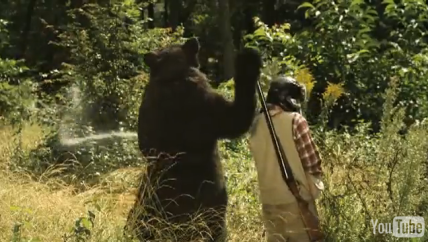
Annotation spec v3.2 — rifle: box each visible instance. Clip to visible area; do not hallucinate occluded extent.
[255,80,324,242]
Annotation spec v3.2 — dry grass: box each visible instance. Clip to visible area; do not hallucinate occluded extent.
[0,124,140,241]
[0,124,264,241]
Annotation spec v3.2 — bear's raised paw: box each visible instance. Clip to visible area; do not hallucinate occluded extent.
[234,48,263,82]
[236,48,262,69]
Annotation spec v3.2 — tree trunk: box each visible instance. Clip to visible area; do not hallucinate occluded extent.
[20,0,37,58]
[148,2,155,29]
[70,0,85,8]
[140,5,145,26]
[164,0,169,27]
[168,0,182,31]
[218,0,235,81]
[244,1,259,33]
[263,0,276,26]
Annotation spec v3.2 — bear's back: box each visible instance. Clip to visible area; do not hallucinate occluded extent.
[137,68,218,157]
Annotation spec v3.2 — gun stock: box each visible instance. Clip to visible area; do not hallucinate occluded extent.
[256,80,324,242]
[289,178,324,241]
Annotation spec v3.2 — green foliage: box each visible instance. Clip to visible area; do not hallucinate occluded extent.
[0,20,36,125]
[9,206,41,242]
[244,0,428,129]
[55,4,143,132]
[63,210,96,242]
[54,3,186,133]
[244,18,301,77]
[0,71,35,125]
[314,77,428,241]
[0,19,8,48]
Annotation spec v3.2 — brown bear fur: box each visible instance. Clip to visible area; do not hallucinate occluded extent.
[125,38,263,241]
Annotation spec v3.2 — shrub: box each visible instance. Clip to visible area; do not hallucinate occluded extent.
[54,3,186,132]
[244,0,428,131]
[315,77,428,241]
[0,19,37,126]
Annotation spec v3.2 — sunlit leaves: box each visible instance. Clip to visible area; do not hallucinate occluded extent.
[295,67,316,97]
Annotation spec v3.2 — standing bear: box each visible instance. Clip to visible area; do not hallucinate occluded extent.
[125,37,263,241]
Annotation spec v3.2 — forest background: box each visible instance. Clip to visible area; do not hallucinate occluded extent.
[1,0,428,241]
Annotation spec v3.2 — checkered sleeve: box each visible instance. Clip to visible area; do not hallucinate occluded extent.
[292,113,323,176]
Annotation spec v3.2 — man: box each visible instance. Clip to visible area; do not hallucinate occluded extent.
[248,76,324,242]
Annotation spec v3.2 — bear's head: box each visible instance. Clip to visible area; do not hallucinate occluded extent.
[143,37,200,81]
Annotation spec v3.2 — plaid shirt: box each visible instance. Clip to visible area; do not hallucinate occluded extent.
[292,113,323,176]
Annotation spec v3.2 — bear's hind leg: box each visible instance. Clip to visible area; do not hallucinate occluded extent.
[124,210,157,241]
[199,203,227,242]
[205,212,227,242]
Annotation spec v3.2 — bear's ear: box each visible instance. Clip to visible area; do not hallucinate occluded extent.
[182,37,200,55]
[143,52,159,68]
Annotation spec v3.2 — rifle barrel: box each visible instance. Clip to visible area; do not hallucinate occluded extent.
[255,80,290,181]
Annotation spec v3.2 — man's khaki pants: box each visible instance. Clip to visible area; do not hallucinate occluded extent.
[261,200,319,242]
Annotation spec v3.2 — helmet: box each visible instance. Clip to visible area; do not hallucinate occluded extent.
[265,76,306,112]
